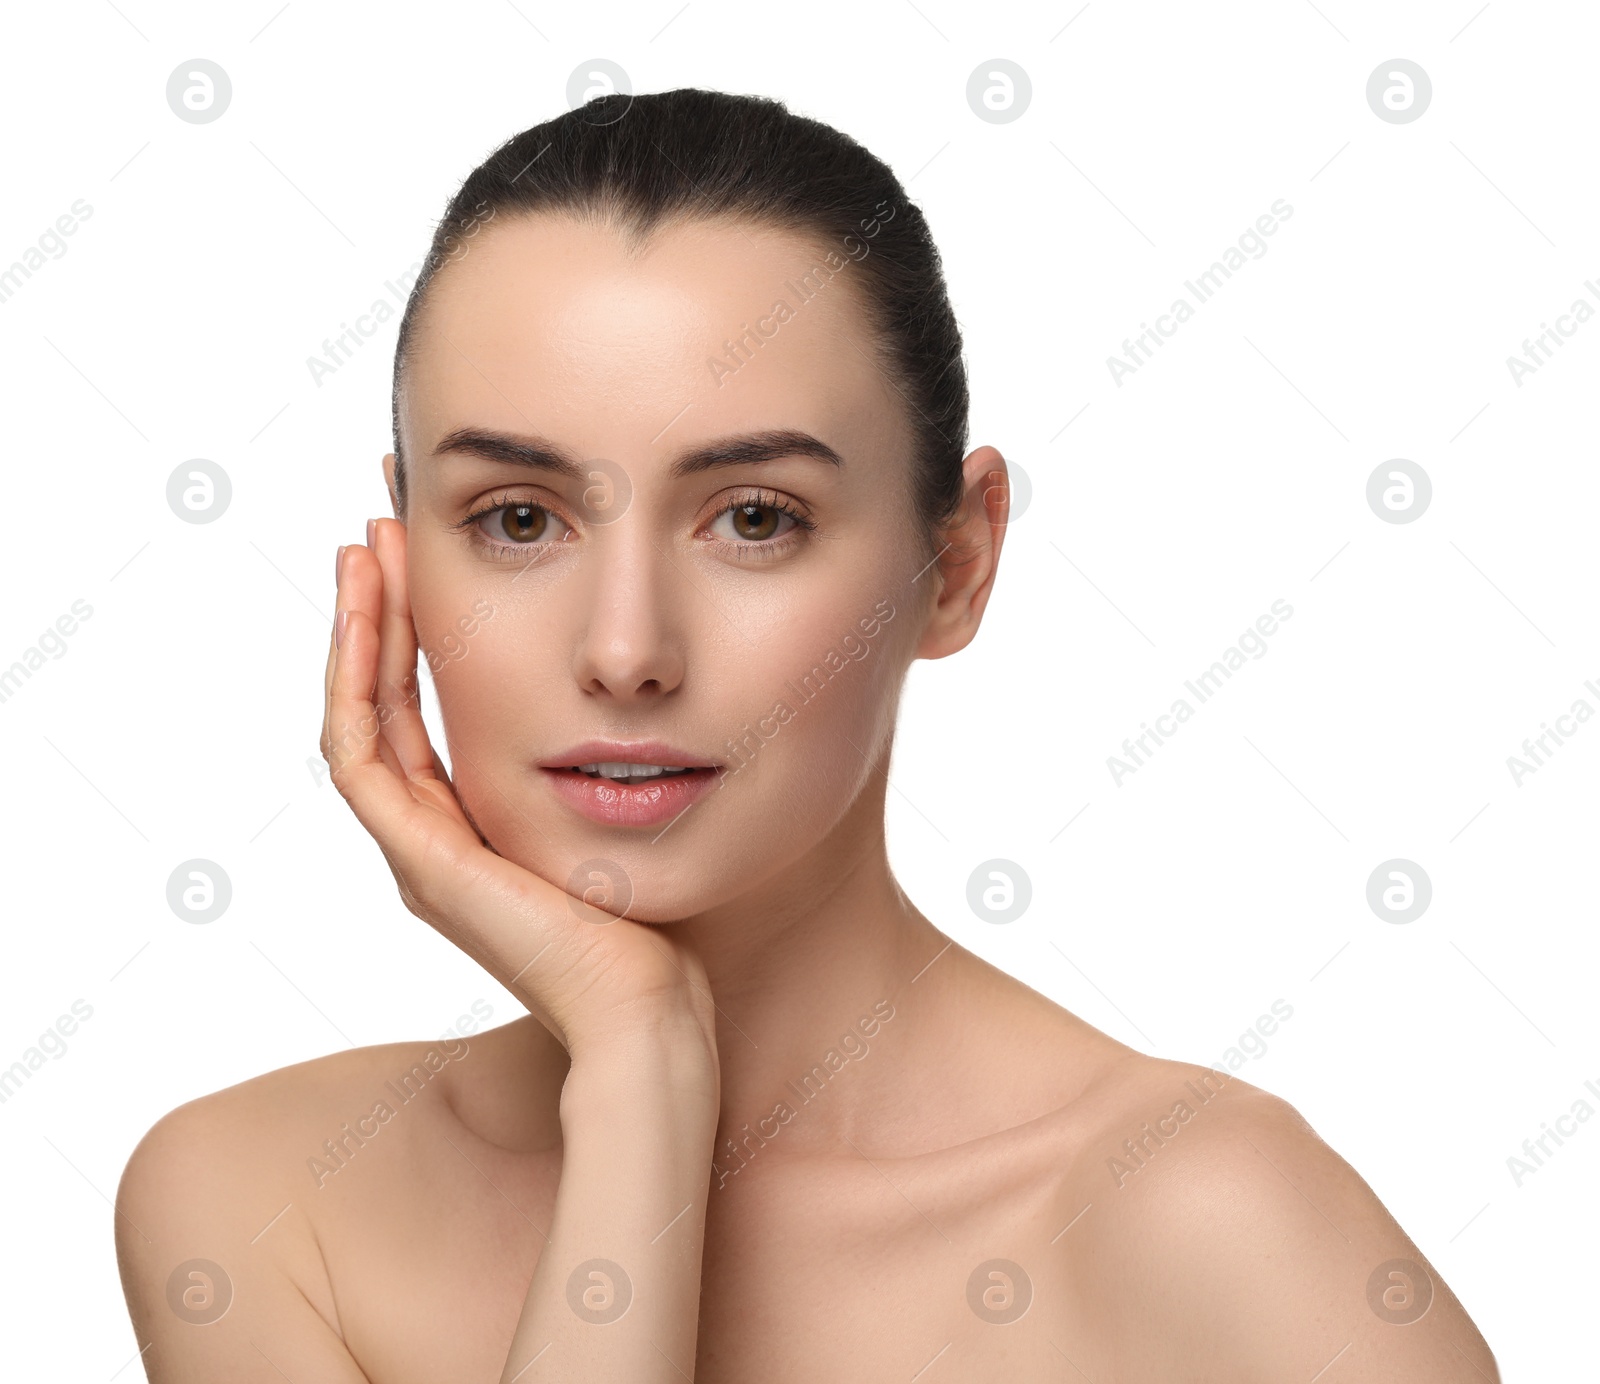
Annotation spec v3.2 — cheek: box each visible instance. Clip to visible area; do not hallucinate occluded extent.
[424,628,532,740]
[420,625,470,669]
[409,591,536,767]
[718,583,909,810]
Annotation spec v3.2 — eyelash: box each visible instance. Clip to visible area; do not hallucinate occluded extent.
[710,488,817,563]
[453,487,817,564]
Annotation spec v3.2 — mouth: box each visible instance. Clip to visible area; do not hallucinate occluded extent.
[554,762,717,787]
[538,743,725,827]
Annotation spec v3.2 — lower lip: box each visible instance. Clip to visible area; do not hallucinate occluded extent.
[540,766,722,827]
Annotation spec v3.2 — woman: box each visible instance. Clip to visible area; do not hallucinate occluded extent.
[115,88,1498,1382]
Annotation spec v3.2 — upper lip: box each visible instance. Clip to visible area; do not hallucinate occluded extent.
[538,740,722,769]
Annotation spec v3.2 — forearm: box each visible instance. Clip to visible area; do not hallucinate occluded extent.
[499,1023,719,1382]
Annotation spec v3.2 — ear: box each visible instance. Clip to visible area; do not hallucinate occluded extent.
[913,444,1011,661]
[382,452,402,520]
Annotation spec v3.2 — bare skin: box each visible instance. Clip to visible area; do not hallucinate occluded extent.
[115,212,1499,1382]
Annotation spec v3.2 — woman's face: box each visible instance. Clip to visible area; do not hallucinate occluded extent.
[392,212,940,922]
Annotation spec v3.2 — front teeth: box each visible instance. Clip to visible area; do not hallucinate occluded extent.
[577,761,694,783]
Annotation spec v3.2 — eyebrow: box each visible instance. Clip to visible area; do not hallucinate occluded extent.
[432,426,845,479]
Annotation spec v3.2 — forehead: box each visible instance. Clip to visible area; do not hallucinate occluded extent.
[401,211,906,468]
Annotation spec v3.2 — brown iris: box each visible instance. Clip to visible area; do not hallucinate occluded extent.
[730,504,779,541]
[499,504,549,542]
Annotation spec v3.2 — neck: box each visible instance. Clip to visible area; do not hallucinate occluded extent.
[676,773,953,1181]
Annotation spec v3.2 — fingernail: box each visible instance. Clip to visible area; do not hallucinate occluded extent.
[336,544,347,584]
[335,609,347,648]
[366,517,376,548]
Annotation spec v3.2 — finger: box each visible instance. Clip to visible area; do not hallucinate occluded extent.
[326,542,405,779]
[321,543,348,757]
[326,596,428,847]
[323,536,384,750]
[369,517,439,782]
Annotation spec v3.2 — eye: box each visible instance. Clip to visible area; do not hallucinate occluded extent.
[713,502,793,542]
[704,491,814,552]
[459,498,574,561]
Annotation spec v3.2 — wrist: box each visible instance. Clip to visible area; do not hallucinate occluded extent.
[559,1065,720,1143]
[565,989,716,1065]
[560,1012,720,1125]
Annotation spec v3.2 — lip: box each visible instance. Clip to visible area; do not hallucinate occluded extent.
[537,740,721,770]
[537,740,725,829]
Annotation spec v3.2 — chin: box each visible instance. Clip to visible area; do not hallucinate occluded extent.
[471,815,736,925]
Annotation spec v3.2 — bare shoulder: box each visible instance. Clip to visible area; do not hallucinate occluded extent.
[116,1032,464,1202]
[113,1033,490,1382]
[1051,1051,1500,1382]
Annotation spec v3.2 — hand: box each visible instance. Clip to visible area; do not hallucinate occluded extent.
[320,517,718,1077]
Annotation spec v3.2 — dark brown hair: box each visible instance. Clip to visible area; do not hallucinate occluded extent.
[390,87,969,554]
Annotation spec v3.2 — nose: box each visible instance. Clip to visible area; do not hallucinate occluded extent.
[569,525,687,703]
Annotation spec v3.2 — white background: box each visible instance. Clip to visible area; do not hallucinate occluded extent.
[1,0,1592,1376]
